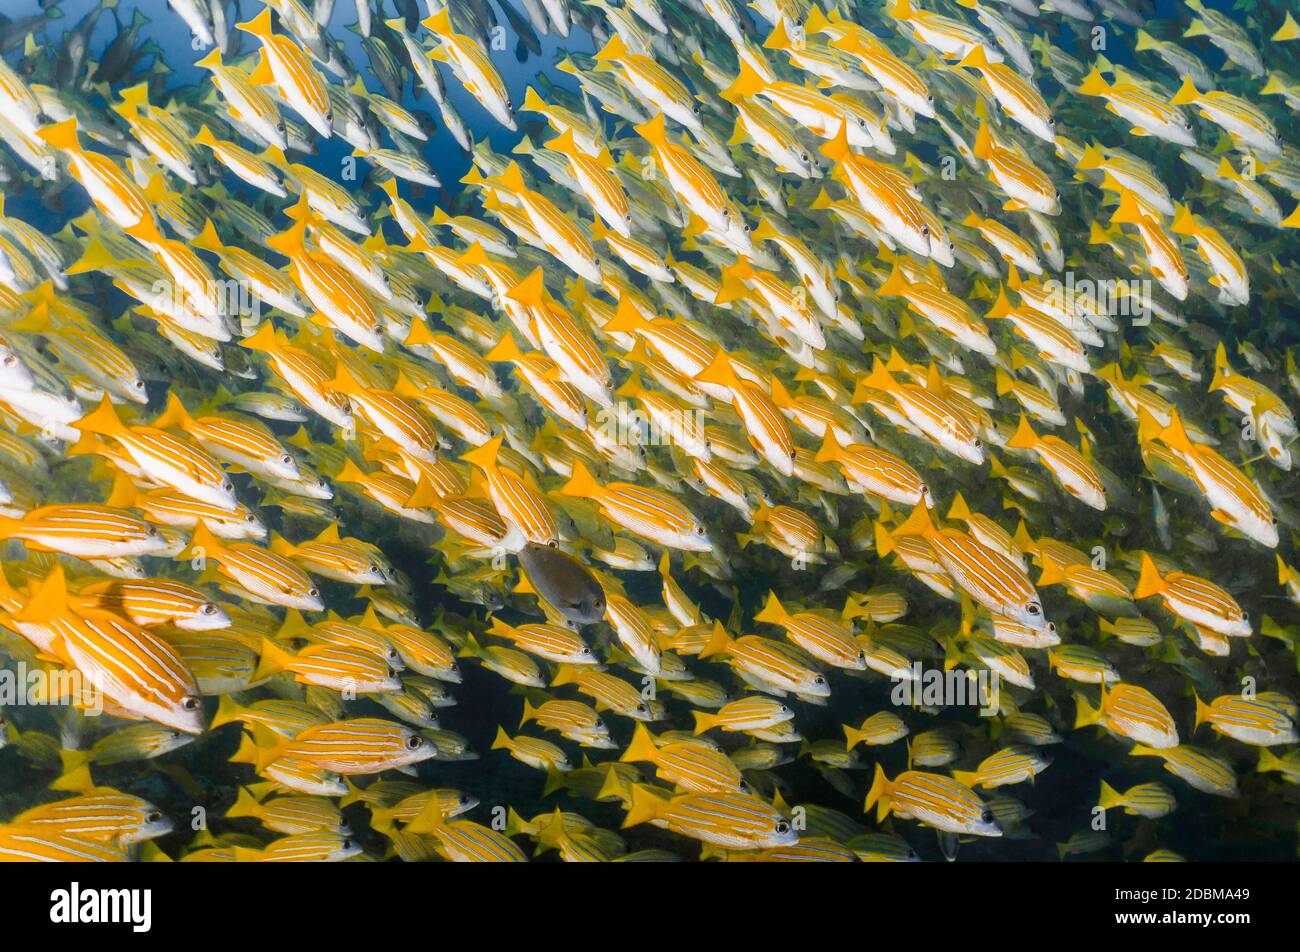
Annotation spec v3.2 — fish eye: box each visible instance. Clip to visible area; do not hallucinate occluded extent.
[920,485,930,497]
[309,587,321,598]
[405,734,425,750]
[146,525,159,537]
[636,702,649,714]
[547,539,559,548]
[369,562,381,573]
[691,103,700,114]
[1241,610,1249,621]
[1025,603,1040,616]
[694,524,707,536]
[201,602,218,615]
[1047,117,1056,127]
[146,811,163,823]
[1045,622,1057,633]
[133,379,146,390]
[506,99,513,110]
[1,354,13,365]
[981,809,994,823]
[181,695,201,712]
[921,224,930,236]
[973,438,982,448]
[775,820,791,834]
[341,838,353,850]
[222,480,234,493]
[789,449,797,461]
[280,454,293,465]
[813,675,826,685]
[325,110,335,123]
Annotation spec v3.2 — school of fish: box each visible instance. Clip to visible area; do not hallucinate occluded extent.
[0,0,1297,862]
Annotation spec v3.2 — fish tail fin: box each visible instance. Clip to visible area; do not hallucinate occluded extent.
[814,428,843,463]
[1076,66,1111,97]
[225,786,265,820]
[153,391,196,432]
[1273,12,1300,41]
[593,33,629,64]
[240,321,285,354]
[1169,202,1198,237]
[1169,74,1200,106]
[693,348,740,391]
[252,637,293,682]
[957,44,989,71]
[559,459,602,500]
[819,121,853,164]
[752,590,788,627]
[236,7,275,38]
[621,783,663,828]
[877,265,910,297]
[35,117,81,152]
[483,332,524,363]
[1133,552,1165,599]
[864,764,893,821]
[951,769,980,788]
[50,749,94,793]
[461,433,505,470]
[698,620,733,659]
[1073,691,1102,728]
[209,694,248,730]
[632,112,671,150]
[421,6,454,37]
[74,395,127,439]
[1109,189,1147,226]
[691,710,718,734]
[1193,693,1211,730]
[1006,414,1038,450]
[1258,748,1283,772]
[620,722,659,763]
[721,61,768,102]
[1156,408,1195,455]
[1097,780,1123,810]
[505,268,547,308]
[894,501,936,540]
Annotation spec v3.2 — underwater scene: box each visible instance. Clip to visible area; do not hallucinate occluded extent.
[0,0,1296,866]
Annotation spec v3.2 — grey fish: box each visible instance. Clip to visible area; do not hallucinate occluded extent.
[516,542,607,624]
